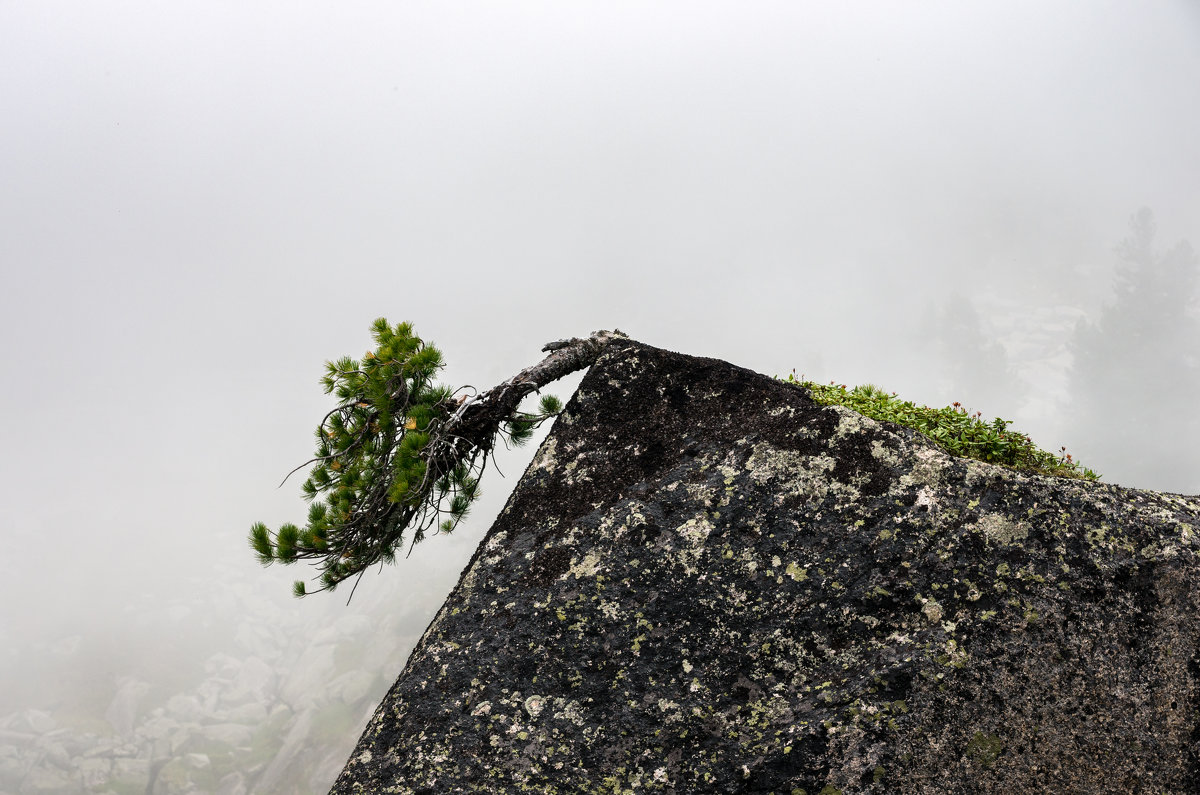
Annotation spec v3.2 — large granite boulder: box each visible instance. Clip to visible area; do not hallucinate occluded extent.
[331,340,1200,794]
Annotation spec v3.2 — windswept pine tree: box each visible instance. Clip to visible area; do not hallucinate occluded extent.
[251,319,626,597]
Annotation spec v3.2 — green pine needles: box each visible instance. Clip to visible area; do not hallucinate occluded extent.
[251,319,565,598]
[784,375,1099,481]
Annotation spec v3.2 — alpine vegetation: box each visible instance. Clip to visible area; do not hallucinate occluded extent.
[250,320,625,598]
[785,377,1099,481]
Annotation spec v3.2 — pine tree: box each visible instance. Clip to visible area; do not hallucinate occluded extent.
[1067,209,1200,490]
[924,294,1026,415]
[251,320,626,597]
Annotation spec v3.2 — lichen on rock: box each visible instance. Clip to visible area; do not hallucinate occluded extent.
[330,340,1200,794]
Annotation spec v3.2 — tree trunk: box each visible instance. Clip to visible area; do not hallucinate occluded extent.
[444,329,628,452]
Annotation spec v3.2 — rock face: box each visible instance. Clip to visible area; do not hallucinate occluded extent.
[331,340,1200,794]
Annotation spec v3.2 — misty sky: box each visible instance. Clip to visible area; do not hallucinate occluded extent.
[2,1,1198,714]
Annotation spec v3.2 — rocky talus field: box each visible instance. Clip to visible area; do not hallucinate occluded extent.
[0,567,444,794]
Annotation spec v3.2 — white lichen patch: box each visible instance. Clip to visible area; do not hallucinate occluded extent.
[746,442,838,502]
[718,463,740,488]
[561,457,593,485]
[682,480,718,511]
[529,437,558,473]
[870,439,903,468]
[553,698,586,727]
[524,695,545,718]
[568,549,605,580]
[899,445,948,489]
[674,515,716,574]
[830,405,879,441]
[599,598,623,620]
[972,513,1030,545]
[621,504,650,540]
[454,565,482,603]
[915,485,937,509]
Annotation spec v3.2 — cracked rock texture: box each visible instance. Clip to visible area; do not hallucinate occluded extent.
[331,340,1200,794]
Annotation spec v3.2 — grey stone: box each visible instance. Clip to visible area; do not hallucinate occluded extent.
[104,678,150,736]
[32,737,69,769]
[152,756,199,795]
[199,723,253,747]
[77,757,111,789]
[255,708,313,793]
[166,694,203,722]
[234,621,283,661]
[21,766,74,794]
[278,644,336,711]
[215,771,247,795]
[109,757,149,789]
[361,629,414,673]
[137,716,189,759]
[138,715,178,740]
[333,614,373,641]
[0,751,25,786]
[18,710,55,735]
[226,656,273,704]
[219,701,267,724]
[203,652,241,678]
[184,752,210,769]
[329,670,375,705]
[111,742,141,758]
[329,340,1200,794]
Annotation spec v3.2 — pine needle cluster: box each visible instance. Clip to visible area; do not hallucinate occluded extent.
[251,318,562,598]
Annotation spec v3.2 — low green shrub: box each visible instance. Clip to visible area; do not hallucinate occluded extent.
[783,375,1099,481]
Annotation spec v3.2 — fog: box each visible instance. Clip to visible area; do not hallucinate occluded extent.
[1,2,1197,791]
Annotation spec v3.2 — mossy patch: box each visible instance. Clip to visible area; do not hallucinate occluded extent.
[965,731,1004,768]
[782,377,1099,481]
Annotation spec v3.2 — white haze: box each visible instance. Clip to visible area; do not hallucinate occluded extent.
[0,1,1197,789]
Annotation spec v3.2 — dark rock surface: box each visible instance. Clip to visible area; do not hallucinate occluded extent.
[331,340,1200,794]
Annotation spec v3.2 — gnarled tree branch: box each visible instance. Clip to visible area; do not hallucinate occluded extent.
[252,325,629,599]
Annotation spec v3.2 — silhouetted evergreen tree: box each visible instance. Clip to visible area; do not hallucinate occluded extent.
[1067,208,1199,491]
[931,295,1027,415]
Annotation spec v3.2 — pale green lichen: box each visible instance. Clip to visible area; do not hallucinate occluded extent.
[870,438,903,467]
[973,513,1030,545]
[829,405,877,441]
[785,562,808,582]
[746,443,842,502]
[673,516,716,575]
[530,437,559,473]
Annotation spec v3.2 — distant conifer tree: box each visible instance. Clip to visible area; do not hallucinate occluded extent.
[925,294,1027,415]
[251,320,625,597]
[1067,209,1199,490]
